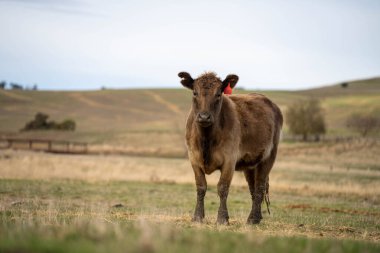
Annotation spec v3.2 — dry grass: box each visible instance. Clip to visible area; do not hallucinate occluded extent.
[1,139,379,200]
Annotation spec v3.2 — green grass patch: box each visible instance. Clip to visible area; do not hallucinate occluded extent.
[0,179,379,252]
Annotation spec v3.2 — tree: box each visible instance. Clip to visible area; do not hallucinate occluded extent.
[23,112,50,130]
[286,98,326,141]
[10,83,23,90]
[346,112,380,137]
[0,81,6,89]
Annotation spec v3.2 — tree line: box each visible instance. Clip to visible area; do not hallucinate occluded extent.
[0,81,38,90]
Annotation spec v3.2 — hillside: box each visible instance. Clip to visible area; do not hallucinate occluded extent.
[299,77,380,97]
[0,77,379,150]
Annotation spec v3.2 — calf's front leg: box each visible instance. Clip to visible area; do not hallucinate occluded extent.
[192,165,207,222]
[217,163,234,225]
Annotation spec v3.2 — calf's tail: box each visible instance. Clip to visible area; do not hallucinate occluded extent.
[264,178,271,215]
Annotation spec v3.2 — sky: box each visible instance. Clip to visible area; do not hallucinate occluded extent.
[0,0,379,90]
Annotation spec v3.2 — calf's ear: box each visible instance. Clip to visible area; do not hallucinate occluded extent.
[222,74,239,90]
[178,72,194,90]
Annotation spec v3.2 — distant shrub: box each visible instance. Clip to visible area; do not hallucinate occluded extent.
[341,82,349,88]
[22,113,76,131]
[286,98,326,141]
[0,81,6,89]
[346,112,380,137]
[57,119,76,131]
[23,112,50,130]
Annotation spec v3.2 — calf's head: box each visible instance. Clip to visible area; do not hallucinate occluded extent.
[178,72,238,128]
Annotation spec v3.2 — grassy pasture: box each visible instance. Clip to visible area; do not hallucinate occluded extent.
[0,143,379,252]
[1,179,379,253]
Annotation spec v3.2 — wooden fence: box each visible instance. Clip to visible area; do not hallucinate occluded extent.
[0,138,88,154]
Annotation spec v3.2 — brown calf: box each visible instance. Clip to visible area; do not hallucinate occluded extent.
[179,71,283,224]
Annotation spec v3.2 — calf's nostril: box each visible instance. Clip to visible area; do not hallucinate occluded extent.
[199,113,211,121]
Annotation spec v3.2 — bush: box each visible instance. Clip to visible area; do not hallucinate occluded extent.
[286,98,326,141]
[58,119,76,131]
[23,112,50,130]
[346,112,380,137]
[22,113,76,131]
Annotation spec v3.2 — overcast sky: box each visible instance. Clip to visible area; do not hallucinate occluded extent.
[0,0,379,90]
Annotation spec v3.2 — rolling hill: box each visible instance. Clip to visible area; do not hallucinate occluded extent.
[299,77,380,97]
[0,77,379,149]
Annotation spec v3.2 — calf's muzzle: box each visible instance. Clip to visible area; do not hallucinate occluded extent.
[197,112,213,127]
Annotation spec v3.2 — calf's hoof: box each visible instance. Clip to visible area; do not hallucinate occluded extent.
[192,216,204,223]
[247,217,261,225]
[216,217,229,225]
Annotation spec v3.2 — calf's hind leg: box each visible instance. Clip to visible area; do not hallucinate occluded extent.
[244,169,263,222]
[248,154,276,224]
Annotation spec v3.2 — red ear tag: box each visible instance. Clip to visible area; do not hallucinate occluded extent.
[224,83,232,95]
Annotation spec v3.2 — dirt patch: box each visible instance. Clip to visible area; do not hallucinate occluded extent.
[286,204,380,217]
[70,93,147,114]
[286,204,312,210]
[145,91,182,115]
[319,207,380,217]
[0,90,32,101]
